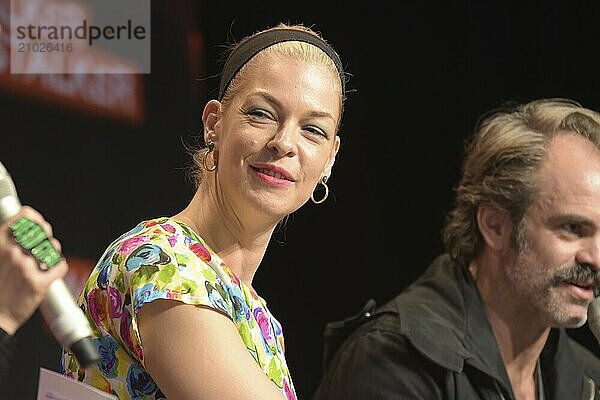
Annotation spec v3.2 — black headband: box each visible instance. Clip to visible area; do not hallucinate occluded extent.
[218,28,345,101]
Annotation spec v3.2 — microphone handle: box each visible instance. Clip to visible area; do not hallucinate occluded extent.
[39,280,100,367]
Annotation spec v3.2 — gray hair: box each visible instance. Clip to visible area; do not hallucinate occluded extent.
[443,98,600,263]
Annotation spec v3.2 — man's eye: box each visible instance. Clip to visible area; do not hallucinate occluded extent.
[562,223,581,235]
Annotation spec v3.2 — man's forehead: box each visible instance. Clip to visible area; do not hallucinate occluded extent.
[538,134,600,190]
[526,135,600,227]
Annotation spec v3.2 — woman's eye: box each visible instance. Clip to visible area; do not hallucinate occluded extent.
[248,109,272,119]
[304,126,328,139]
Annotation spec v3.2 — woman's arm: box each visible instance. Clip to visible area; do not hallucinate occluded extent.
[138,299,287,400]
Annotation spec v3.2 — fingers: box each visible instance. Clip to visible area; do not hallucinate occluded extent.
[40,258,69,285]
[15,206,54,238]
[16,250,68,288]
[4,240,39,273]
[0,206,54,240]
[1,205,66,283]
[50,237,62,253]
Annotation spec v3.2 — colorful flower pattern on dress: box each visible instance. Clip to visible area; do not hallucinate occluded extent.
[60,218,297,400]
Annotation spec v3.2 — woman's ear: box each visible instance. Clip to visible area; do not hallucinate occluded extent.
[324,136,341,179]
[476,205,513,252]
[202,100,222,144]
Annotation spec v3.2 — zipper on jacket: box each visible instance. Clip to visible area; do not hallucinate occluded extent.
[587,377,595,400]
[494,381,506,400]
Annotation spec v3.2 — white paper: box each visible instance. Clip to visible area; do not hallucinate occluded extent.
[37,367,118,400]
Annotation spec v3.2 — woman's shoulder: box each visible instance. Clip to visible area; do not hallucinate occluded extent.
[85,217,239,317]
[115,217,185,242]
[99,217,215,272]
[101,217,198,257]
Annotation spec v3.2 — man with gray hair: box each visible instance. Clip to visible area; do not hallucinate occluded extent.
[315,98,600,399]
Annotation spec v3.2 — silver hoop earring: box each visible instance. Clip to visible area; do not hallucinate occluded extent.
[202,141,217,172]
[311,176,329,204]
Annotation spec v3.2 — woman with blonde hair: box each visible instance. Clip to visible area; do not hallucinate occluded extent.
[62,22,347,400]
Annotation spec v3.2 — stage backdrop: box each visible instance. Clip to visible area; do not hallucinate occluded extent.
[1,1,600,399]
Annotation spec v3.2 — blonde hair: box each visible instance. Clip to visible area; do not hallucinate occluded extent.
[443,98,600,262]
[221,23,345,118]
[190,23,346,187]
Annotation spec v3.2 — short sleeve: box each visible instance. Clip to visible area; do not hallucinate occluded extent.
[91,220,235,364]
[124,237,233,319]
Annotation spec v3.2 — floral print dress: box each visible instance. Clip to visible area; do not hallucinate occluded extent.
[61,218,297,400]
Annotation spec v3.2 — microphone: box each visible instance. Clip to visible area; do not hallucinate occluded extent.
[0,161,100,368]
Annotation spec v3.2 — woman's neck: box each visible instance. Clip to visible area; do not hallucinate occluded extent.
[173,188,277,287]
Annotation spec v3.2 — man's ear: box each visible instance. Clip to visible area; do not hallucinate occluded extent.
[477,205,513,252]
[202,100,221,144]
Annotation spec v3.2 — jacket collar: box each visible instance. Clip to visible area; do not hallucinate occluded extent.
[387,254,506,376]
[540,328,589,399]
[386,254,589,398]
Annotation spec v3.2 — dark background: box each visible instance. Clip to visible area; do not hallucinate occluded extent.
[2,1,600,399]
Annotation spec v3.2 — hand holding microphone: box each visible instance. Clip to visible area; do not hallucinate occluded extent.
[0,161,99,368]
[0,208,69,335]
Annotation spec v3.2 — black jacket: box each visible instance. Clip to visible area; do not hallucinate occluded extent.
[314,254,600,400]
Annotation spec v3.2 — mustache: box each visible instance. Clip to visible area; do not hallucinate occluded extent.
[552,263,600,294]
